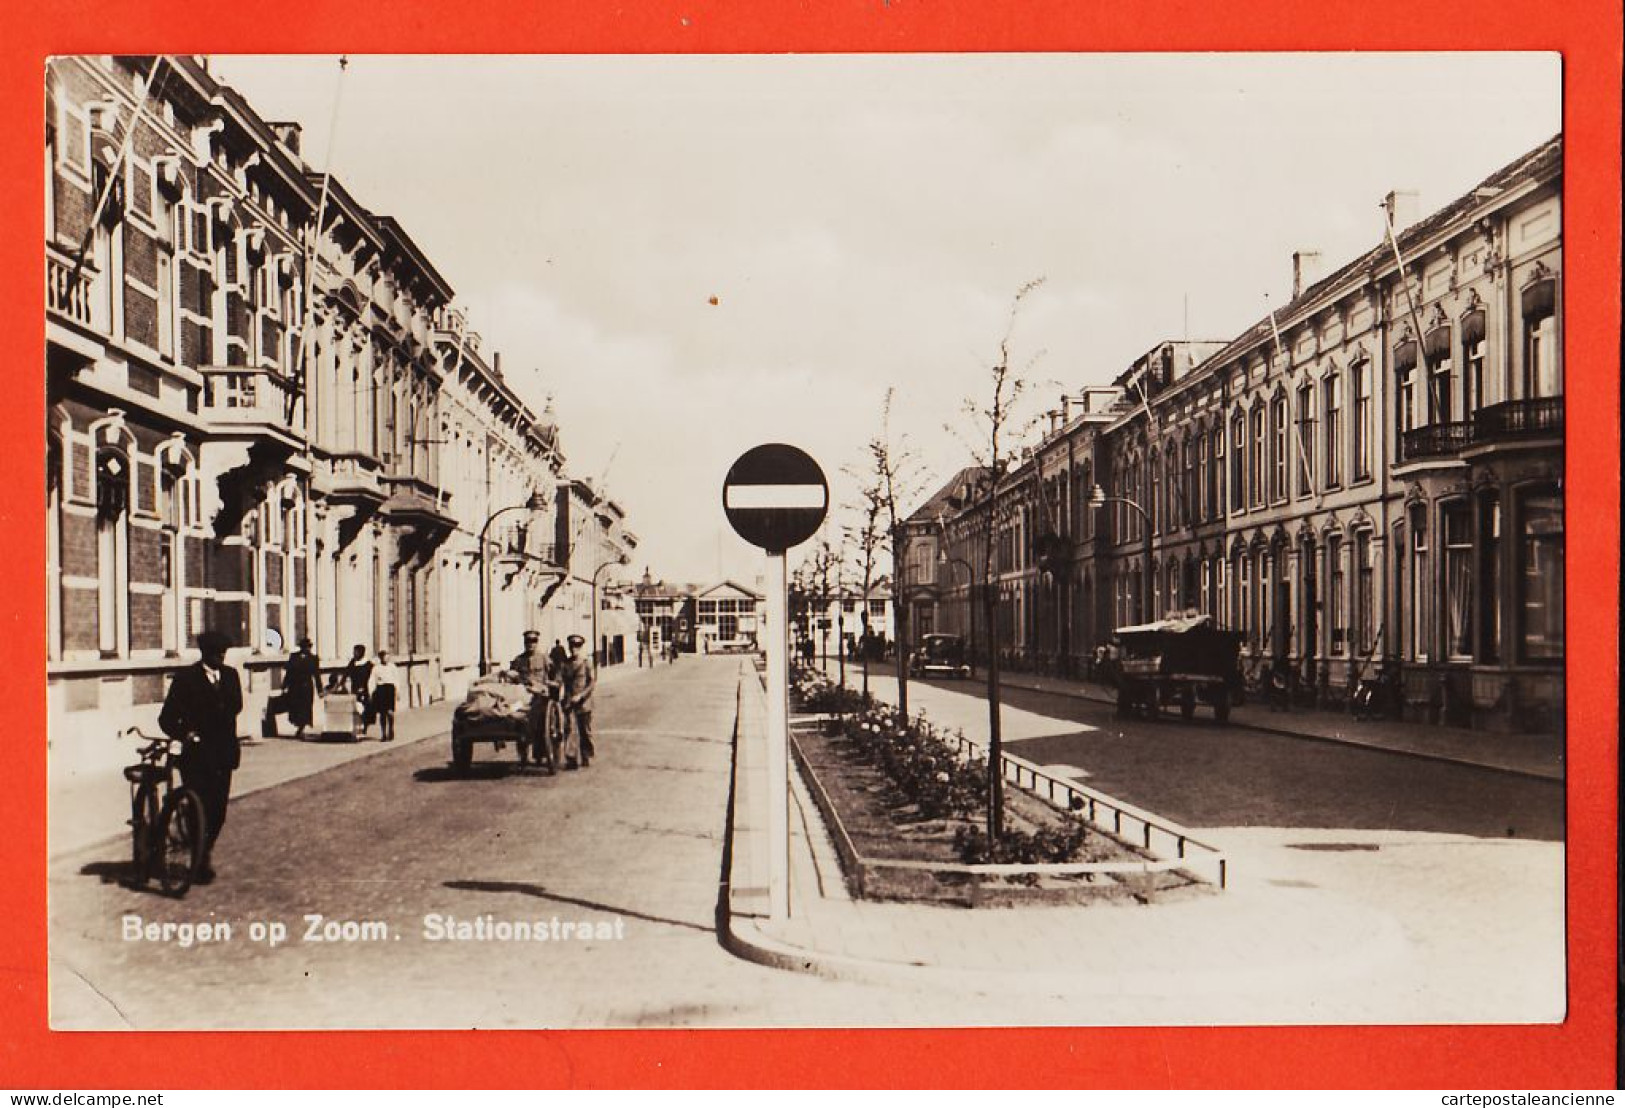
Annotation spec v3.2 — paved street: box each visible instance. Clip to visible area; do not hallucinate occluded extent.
[49,657,924,1029]
[49,656,1566,1029]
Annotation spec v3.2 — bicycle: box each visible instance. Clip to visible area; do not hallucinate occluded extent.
[121,726,208,896]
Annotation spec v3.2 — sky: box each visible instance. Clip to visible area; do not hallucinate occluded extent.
[207,52,1561,587]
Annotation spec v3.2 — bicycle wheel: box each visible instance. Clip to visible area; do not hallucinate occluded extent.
[130,781,160,884]
[155,789,206,896]
[546,700,566,771]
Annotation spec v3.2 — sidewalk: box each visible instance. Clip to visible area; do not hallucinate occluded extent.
[47,661,642,859]
[818,659,1562,782]
[720,670,1567,1023]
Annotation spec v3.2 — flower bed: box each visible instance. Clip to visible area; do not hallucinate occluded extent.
[788,664,1201,905]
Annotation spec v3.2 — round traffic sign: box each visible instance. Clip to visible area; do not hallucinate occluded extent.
[723,443,829,552]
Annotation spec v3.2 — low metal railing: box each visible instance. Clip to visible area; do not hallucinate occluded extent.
[944,729,1229,888]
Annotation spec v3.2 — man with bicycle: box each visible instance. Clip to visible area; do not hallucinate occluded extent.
[157,630,243,884]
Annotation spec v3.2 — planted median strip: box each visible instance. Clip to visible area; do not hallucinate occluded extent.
[788,664,1226,905]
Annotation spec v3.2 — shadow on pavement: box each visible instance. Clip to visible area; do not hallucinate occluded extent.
[444,879,712,933]
[76,859,188,898]
[412,763,556,783]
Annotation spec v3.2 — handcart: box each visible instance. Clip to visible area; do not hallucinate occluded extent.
[450,673,566,775]
[1113,614,1243,724]
[319,691,368,742]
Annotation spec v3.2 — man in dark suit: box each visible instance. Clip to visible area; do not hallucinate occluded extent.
[158,630,243,884]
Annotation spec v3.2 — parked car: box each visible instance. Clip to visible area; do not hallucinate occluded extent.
[910,633,973,680]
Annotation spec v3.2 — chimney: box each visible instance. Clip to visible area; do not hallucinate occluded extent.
[271,122,302,156]
[492,351,501,377]
[1383,189,1421,234]
[1060,395,1073,422]
[1292,250,1323,299]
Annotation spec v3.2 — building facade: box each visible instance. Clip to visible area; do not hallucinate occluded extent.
[924,135,1564,733]
[46,55,632,745]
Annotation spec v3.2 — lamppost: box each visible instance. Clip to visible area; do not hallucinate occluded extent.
[590,555,628,667]
[1088,484,1155,625]
[477,490,550,675]
[937,550,979,674]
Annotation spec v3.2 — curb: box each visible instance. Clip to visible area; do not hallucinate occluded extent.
[993,677,1563,784]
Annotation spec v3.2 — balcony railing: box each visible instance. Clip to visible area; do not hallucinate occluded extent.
[1396,398,1565,464]
[200,367,297,429]
[1400,421,1475,462]
[46,249,102,330]
[1474,397,1564,440]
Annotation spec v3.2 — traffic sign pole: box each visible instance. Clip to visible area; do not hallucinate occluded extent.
[765,548,790,922]
[721,443,828,928]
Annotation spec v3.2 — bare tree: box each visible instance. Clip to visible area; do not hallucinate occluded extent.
[839,471,886,698]
[795,532,846,687]
[864,389,927,719]
[948,277,1049,841]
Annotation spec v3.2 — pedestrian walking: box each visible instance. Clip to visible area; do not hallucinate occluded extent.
[156,630,242,885]
[368,651,401,741]
[264,637,320,739]
[559,633,597,769]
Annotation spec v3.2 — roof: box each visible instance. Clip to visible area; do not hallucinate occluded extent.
[905,466,994,526]
[1189,134,1563,390]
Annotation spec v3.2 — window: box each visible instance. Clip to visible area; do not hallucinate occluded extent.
[1443,504,1473,660]
[1194,435,1209,522]
[1519,492,1563,660]
[1352,360,1371,480]
[1327,534,1345,655]
[1323,371,1343,487]
[1230,414,1244,511]
[1462,312,1489,414]
[1426,328,1454,423]
[1409,509,1430,661]
[1209,426,1223,517]
[1395,340,1418,438]
[1295,383,1315,496]
[1151,460,1162,535]
[1354,529,1374,656]
[1249,406,1265,507]
[1522,281,1560,398]
[1479,492,1501,663]
[1270,396,1287,502]
[1236,554,1251,641]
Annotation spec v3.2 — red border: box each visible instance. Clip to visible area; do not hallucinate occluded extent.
[3,1,1618,1089]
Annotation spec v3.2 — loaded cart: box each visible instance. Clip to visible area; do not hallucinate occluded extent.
[1113,614,1243,723]
[450,673,566,775]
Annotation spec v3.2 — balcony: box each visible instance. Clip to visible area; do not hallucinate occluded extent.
[200,367,304,452]
[325,452,386,509]
[47,248,103,330]
[1474,397,1564,442]
[1400,421,1474,463]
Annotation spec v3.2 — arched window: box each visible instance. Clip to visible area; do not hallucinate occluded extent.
[1270,394,1288,502]
[1323,368,1344,488]
[95,446,131,656]
[1461,311,1490,414]
[1521,279,1559,398]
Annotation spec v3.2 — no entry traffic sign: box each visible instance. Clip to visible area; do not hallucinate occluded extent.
[722,443,828,552]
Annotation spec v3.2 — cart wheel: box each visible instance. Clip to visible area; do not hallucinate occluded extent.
[546,701,566,772]
[452,733,472,774]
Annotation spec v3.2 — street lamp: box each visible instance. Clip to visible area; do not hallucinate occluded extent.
[478,490,550,675]
[1088,484,1155,625]
[590,555,629,667]
[937,550,979,672]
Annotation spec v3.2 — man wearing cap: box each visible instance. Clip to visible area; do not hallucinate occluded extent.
[158,630,244,884]
[559,634,597,769]
[510,630,549,689]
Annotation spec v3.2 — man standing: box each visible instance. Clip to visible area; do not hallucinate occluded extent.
[560,633,597,769]
[157,630,243,884]
[369,651,401,742]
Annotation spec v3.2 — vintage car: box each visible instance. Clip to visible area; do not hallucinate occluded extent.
[909,633,973,680]
[1113,615,1242,723]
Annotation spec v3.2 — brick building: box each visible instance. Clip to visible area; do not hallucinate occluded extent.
[923,135,1564,734]
[46,55,632,745]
